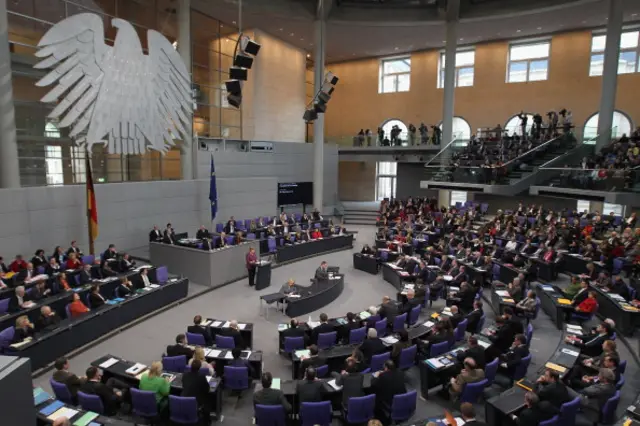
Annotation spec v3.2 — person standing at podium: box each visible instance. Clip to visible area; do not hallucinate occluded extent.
[246,247,258,287]
[315,261,329,280]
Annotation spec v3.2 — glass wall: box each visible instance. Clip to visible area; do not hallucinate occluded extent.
[6,0,197,186]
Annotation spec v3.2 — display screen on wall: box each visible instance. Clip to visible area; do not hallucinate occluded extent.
[278,182,313,206]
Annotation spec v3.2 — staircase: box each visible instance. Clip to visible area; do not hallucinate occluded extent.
[507,143,573,182]
[342,201,379,226]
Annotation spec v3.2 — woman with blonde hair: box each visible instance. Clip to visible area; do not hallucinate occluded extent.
[138,361,170,408]
[188,346,215,375]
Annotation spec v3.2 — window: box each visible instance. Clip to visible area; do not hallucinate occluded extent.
[589,31,640,76]
[438,50,475,88]
[45,145,63,186]
[439,117,472,141]
[451,191,467,207]
[71,146,86,184]
[381,119,408,145]
[379,57,411,94]
[577,200,591,214]
[507,41,550,83]
[376,162,397,201]
[504,113,535,137]
[583,111,633,143]
[44,122,60,138]
[603,203,625,217]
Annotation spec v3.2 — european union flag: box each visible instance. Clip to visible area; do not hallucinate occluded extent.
[209,154,218,221]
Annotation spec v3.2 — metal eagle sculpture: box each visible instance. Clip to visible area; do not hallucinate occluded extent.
[34,13,193,155]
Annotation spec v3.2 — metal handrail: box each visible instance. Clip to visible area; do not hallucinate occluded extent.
[423,135,460,166]
[500,134,563,168]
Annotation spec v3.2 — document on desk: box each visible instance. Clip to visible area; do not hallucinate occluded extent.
[307,321,321,329]
[99,357,119,369]
[48,407,79,421]
[206,349,221,358]
[211,321,223,327]
[238,323,247,330]
[541,285,555,292]
[327,379,343,390]
[10,337,33,348]
[224,351,234,359]
[423,321,435,328]
[561,348,579,357]
[149,284,160,289]
[126,363,147,375]
[477,339,491,349]
[495,290,510,297]
[277,324,289,331]
[295,349,310,359]
[221,321,231,328]
[287,294,301,298]
[202,320,213,327]
[381,336,399,345]
[426,358,445,369]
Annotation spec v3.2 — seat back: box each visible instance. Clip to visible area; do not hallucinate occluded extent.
[526,323,534,347]
[539,415,559,426]
[0,326,14,353]
[398,344,417,370]
[455,319,468,342]
[255,404,286,426]
[559,396,581,426]
[600,391,620,424]
[50,379,74,404]
[390,390,417,422]
[155,266,169,284]
[130,388,159,418]
[300,401,331,426]
[283,336,304,353]
[215,224,223,233]
[346,394,376,423]
[429,341,449,357]
[349,327,367,345]
[0,298,9,314]
[366,314,381,328]
[169,395,199,424]
[162,355,187,373]
[484,359,499,386]
[81,255,95,265]
[476,314,486,334]
[267,238,277,252]
[619,359,627,375]
[393,313,407,332]
[185,332,206,346]
[315,364,329,378]
[317,331,337,349]
[77,391,105,414]
[223,366,249,390]
[370,352,391,372]
[374,319,387,337]
[408,305,421,325]
[215,334,235,349]
[460,379,488,403]
[513,354,532,381]
[616,374,625,390]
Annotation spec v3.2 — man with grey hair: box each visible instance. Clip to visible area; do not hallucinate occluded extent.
[8,285,32,313]
[401,288,421,315]
[358,327,386,365]
[513,392,556,426]
[574,368,617,423]
[225,319,246,349]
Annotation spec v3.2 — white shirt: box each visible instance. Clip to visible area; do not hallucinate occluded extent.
[142,274,151,287]
[505,241,517,251]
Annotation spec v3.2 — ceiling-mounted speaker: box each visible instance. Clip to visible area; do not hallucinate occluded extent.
[227,93,242,108]
[325,71,339,85]
[303,108,318,122]
[314,101,327,114]
[230,67,248,81]
[224,79,242,96]
[243,38,261,56]
[233,53,254,69]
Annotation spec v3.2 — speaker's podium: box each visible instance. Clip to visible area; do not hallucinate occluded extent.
[255,260,272,290]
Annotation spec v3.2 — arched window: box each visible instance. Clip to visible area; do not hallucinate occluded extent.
[45,122,60,138]
[583,111,633,143]
[381,119,408,145]
[504,113,535,137]
[439,117,472,141]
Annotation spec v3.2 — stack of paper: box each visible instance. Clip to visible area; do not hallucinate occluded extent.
[48,407,79,421]
[327,379,343,390]
[99,357,119,369]
[295,349,310,359]
[206,349,222,358]
[561,348,579,357]
[238,323,247,330]
[426,358,444,369]
[423,321,435,328]
[222,321,231,328]
[541,285,554,292]
[211,321,223,327]
[224,352,234,359]
[381,336,399,345]
[495,290,510,297]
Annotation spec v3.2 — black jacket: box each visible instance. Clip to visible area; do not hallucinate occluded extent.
[36,312,60,331]
[401,298,422,315]
[78,270,93,285]
[296,380,326,405]
[8,293,30,313]
[456,345,486,369]
[222,328,246,349]
[281,326,308,347]
[519,405,554,426]
[371,369,407,408]
[311,323,334,345]
[450,312,464,329]
[12,326,34,343]
[336,371,364,405]
[166,343,194,359]
[379,301,399,325]
[79,380,119,415]
[149,229,163,242]
[575,333,608,358]
[465,309,484,333]
[253,388,291,412]
[572,288,589,306]
[536,381,571,410]
[359,337,387,364]
[502,344,529,375]
[196,229,210,240]
[53,370,83,397]
[187,325,213,346]
[181,371,210,406]
[89,293,106,309]
[300,356,326,378]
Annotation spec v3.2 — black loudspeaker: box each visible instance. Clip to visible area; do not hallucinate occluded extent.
[230,67,248,81]
[318,91,331,103]
[225,79,242,96]
[227,93,242,108]
[244,39,261,56]
[327,74,339,85]
[234,53,254,69]
[314,101,327,113]
[303,109,318,122]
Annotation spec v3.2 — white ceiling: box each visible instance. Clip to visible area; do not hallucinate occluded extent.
[192,0,640,63]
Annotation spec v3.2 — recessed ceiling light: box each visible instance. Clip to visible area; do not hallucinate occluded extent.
[352,53,356,56]
[306,54,310,58]
[394,47,399,50]
[582,20,587,24]
[310,43,313,46]
[290,32,294,36]
[537,27,542,30]
[232,21,236,24]
[220,24,224,27]
[632,13,637,17]
[459,38,464,41]
[516,29,521,33]
[279,28,283,31]
[497,32,501,36]
[300,38,304,41]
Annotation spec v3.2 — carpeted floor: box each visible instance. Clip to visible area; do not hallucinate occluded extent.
[33,225,640,425]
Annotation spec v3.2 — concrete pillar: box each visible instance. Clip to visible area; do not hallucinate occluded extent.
[0,0,20,188]
[596,0,623,149]
[312,17,326,212]
[438,190,451,209]
[441,20,458,146]
[177,0,194,180]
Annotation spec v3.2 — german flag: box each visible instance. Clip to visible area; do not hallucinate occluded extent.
[86,153,99,248]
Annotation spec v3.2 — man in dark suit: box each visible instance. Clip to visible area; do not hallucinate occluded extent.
[334,358,364,407]
[224,217,237,235]
[78,264,93,285]
[223,320,246,349]
[8,286,31,313]
[578,368,617,423]
[371,360,406,420]
[52,357,84,401]
[457,282,476,313]
[465,300,484,333]
[229,347,255,378]
[315,261,329,280]
[340,312,363,343]
[181,360,211,424]
[310,313,333,345]
[36,305,60,331]
[253,372,291,412]
[149,225,162,242]
[187,315,213,346]
[565,322,611,358]
[456,336,486,369]
[449,305,464,329]
[516,392,555,426]
[296,367,326,406]
[486,317,514,361]
[535,369,571,412]
[503,307,524,336]
[499,334,530,376]
[401,289,422,315]
[379,295,398,327]
[163,224,175,244]
[460,402,487,426]
[358,328,387,365]
[196,225,210,240]
[281,319,309,348]
[299,345,326,377]
[100,245,117,275]
[166,334,194,359]
[570,280,589,306]
[79,366,126,415]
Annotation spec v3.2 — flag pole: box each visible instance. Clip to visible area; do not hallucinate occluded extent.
[86,147,95,255]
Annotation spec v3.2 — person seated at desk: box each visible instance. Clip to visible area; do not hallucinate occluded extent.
[459,402,486,426]
[228,347,255,378]
[574,368,617,424]
[535,368,571,412]
[31,249,47,269]
[117,277,134,297]
[456,335,486,369]
[0,256,8,274]
[80,366,129,416]
[68,292,89,318]
[515,290,537,315]
[10,254,27,273]
[593,271,611,288]
[607,275,631,300]
[30,279,51,301]
[53,357,84,401]
[419,321,450,355]
[359,328,387,365]
[118,253,136,272]
[570,280,590,306]
[280,278,299,297]
[361,244,375,255]
[520,239,536,255]
[512,254,527,268]
[254,372,291,412]
[452,266,467,285]
[282,233,294,246]
[8,286,33,313]
[448,358,485,401]
[45,257,61,277]
[311,228,323,239]
[583,262,598,281]
[378,295,398,327]
[188,315,213,346]
[296,367,326,406]
[465,300,484,333]
[163,223,176,244]
[17,262,37,284]
[333,358,364,407]
[281,318,308,348]
[310,313,333,345]
[139,361,171,410]
[499,333,529,376]
[12,315,35,344]
[167,334,194,359]
[485,317,513,361]
[371,360,407,420]
[196,225,210,240]
[454,282,476,313]
[391,329,412,364]
[88,285,106,308]
[315,261,330,280]
[312,208,323,221]
[574,340,618,379]
[65,252,82,270]
[563,276,583,299]
[448,305,464,328]
[188,347,215,376]
[299,344,325,376]
[341,312,362,343]
[565,322,612,358]
[505,237,518,252]
[571,354,619,390]
[140,268,152,288]
[149,225,163,242]
[401,289,421,315]
[513,392,556,426]
[224,320,246,349]
[36,305,60,331]
[181,359,212,423]
[564,291,598,322]
[224,217,237,234]
[78,265,92,286]
[100,245,117,276]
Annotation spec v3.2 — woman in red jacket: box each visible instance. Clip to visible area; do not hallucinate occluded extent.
[575,291,598,314]
[65,252,83,270]
[311,229,323,239]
